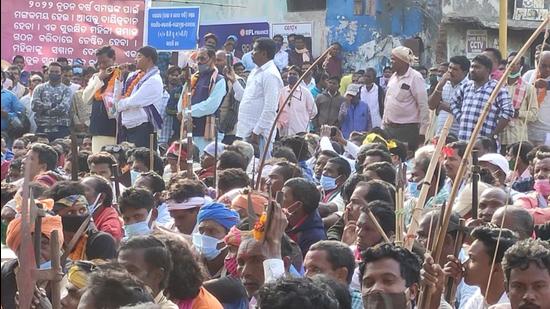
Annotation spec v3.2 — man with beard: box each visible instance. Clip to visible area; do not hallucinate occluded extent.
[178,47,226,153]
[501,239,550,309]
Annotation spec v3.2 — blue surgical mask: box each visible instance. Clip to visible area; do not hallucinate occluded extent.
[320,174,338,191]
[407,181,420,198]
[130,170,140,185]
[39,260,52,270]
[192,233,224,261]
[124,217,151,238]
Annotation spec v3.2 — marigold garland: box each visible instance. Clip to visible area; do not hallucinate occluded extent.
[252,213,267,241]
[94,68,121,101]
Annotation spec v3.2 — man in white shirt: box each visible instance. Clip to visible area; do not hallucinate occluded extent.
[235,38,284,159]
[523,51,550,145]
[116,46,164,149]
[273,34,289,71]
[360,68,384,128]
[444,227,517,309]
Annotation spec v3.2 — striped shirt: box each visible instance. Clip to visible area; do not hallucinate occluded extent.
[450,79,513,141]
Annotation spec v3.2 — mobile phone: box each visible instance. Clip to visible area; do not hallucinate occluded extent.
[226,53,233,68]
[330,127,337,137]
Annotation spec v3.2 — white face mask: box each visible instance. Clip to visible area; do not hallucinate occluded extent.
[192,233,224,261]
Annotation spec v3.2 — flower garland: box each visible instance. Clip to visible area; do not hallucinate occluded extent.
[94,68,121,101]
[123,71,145,98]
[252,213,267,241]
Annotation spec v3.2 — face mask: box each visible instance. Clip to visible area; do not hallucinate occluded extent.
[39,260,52,270]
[124,218,151,238]
[193,233,224,261]
[320,174,338,191]
[224,256,238,277]
[62,215,89,233]
[48,73,61,83]
[130,170,140,186]
[508,159,516,170]
[283,201,301,222]
[508,67,522,79]
[288,75,299,86]
[276,42,283,50]
[534,179,550,197]
[407,181,420,198]
[198,64,211,74]
[362,291,408,309]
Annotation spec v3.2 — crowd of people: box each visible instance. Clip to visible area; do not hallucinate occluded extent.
[1,31,550,309]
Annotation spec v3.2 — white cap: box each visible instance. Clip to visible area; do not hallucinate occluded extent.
[479,153,510,176]
[344,83,361,97]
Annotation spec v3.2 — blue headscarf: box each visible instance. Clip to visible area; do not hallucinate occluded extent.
[197,202,240,230]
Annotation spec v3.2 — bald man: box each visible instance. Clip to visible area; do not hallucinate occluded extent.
[524,51,550,145]
[479,187,508,223]
[491,205,534,240]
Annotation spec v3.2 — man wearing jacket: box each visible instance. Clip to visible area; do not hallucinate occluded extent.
[313,76,346,132]
[282,177,326,257]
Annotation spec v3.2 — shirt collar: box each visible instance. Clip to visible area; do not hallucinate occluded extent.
[258,60,275,72]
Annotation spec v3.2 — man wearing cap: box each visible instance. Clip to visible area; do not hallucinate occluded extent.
[193,202,240,278]
[224,35,241,60]
[339,84,372,139]
[198,141,225,186]
[383,46,429,151]
[479,153,513,190]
